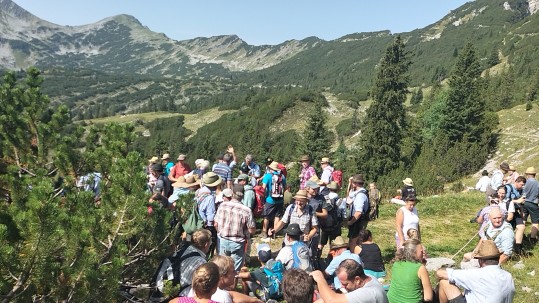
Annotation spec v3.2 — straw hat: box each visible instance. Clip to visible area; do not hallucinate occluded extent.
[202,172,222,187]
[161,153,170,160]
[525,167,536,175]
[403,178,414,186]
[330,236,349,250]
[172,176,186,188]
[268,161,280,171]
[299,155,310,162]
[148,156,159,163]
[327,181,339,190]
[172,175,200,188]
[508,165,516,171]
[472,240,502,259]
[177,154,186,161]
[320,157,330,164]
[293,189,309,201]
[309,175,324,185]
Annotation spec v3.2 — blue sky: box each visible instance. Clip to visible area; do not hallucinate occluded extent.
[14,0,471,45]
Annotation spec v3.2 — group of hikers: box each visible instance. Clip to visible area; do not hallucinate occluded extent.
[132,149,527,303]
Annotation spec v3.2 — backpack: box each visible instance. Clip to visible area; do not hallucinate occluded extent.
[291,241,312,272]
[271,173,284,198]
[320,195,342,232]
[252,185,266,218]
[331,170,343,188]
[149,243,204,301]
[350,188,370,220]
[262,259,284,299]
[277,163,288,178]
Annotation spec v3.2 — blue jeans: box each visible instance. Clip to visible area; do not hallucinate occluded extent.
[218,236,245,272]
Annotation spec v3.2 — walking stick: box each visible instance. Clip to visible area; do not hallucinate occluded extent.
[451,233,478,260]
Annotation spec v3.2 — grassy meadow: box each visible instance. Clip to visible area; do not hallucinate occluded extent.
[256,191,538,302]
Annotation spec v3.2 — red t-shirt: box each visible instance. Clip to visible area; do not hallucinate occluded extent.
[170,162,191,178]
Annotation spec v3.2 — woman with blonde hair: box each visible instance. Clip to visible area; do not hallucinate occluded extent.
[170,262,220,303]
[387,239,433,303]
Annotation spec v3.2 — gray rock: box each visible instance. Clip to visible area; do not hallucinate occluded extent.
[425,257,456,271]
[460,259,480,269]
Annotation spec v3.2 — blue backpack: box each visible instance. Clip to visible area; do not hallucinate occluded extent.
[291,241,313,272]
[262,259,284,299]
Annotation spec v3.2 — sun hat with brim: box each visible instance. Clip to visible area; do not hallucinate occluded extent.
[293,189,309,201]
[222,188,233,198]
[327,181,339,190]
[202,172,222,187]
[403,178,414,186]
[161,153,170,160]
[330,236,349,250]
[351,174,364,184]
[173,175,200,188]
[149,156,159,163]
[237,174,249,181]
[509,165,516,171]
[500,162,510,171]
[320,157,330,164]
[177,154,186,161]
[299,155,310,162]
[309,175,324,185]
[526,167,536,175]
[285,223,302,236]
[472,240,502,259]
[268,161,280,171]
[305,180,320,189]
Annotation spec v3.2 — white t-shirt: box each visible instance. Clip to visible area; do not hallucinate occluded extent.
[345,277,388,303]
[188,287,232,303]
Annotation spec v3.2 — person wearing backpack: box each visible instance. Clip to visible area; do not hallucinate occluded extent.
[319,181,343,254]
[319,157,334,195]
[346,174,370,250]
[275,223,313,271]
[238,244,284,301]
[261,161,287,241]
[305,180,329,257]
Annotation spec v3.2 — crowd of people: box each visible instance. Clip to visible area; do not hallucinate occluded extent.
[137,149,525,303]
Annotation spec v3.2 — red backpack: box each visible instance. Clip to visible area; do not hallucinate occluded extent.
[252,185,266,218]
[277,163,287,178]
[332,170,343,188]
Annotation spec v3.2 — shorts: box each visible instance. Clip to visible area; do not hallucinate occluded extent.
[263,202,284,219]
[320,229,341,246]
[348,218,368,239]
[524,201,539,224]
[448,294,467,303]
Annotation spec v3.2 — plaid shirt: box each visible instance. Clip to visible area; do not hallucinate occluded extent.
[281,204,318,235]
[177,245,206,296]
[215,200,255,243]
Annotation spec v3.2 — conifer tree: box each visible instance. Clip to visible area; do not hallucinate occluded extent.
[358,36,410,180]
[303,98,332,163]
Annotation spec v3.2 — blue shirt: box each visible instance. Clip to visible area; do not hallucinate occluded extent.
[164,161,174,176]
[325,250,361,289]
[197,186,216,226]
[524,177,539,204]
[262,171,286,204]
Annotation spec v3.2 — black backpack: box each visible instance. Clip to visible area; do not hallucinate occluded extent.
[320,195,342,232]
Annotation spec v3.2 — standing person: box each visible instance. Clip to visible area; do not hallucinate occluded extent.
[196,172,222,257]
[395,196,420,249]
[369,182,381,220]
[299,155,317,190]
[162,153,174,176]
[282,268,315,303]
[261,161,286,241]
[311,259,388,303]
[146,156,159,191]
[436,240,515,303]
[169,154,192,183]
[318,181,343,253]
[523,166,539,244]
[507,176,527,255]
[305,180,328,256]
[401,177,416,201]
[170,262,221,303]
[487,162,509,198]
[324,236,361,292]
[475,170,491,193]
[346,174,369,250]
[148,163,172,209]
[319,157,334,195]
[504,165,520,185]
[214,187,256,272]
[238,174,255,209]
[387,239,433,303]
[241,154,261,187]
[213,153,233,189]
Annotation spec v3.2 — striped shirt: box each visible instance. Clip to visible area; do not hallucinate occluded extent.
[215,200,255,243]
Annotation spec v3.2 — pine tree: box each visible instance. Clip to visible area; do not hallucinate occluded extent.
[303,98,333,163]
[358,36,410,180]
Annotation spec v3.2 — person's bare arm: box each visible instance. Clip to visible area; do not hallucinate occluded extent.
[318,208,328,219]
[418,264,433,302]
[499,253,510,264]
[229,290,263,303]
[268,220,286,236]
[311,270,349,303]
[436,268,449,281]
[396,208,405,245]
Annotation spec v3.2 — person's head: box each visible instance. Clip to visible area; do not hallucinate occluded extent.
[320,157,330,169]
[293,190,309,210]
[202,172,222,190]
[222,153,232,164]
[525,167,536,177]
[282,268,314,303]
[237,174,249,185]
[335,259,368,292]
[369,182,376,190]
[245,154,253,165]
[473,239,501,267]
[232,184,244,200]
[351,174,364,189]
[489,207,504,228]
[305,180,319,196]
[192,229,212,254]
[404,196,417,211]
[200,160,210,171]
[514,176,526,190]
[496,185,506,200]
[299,155,310,168]
[210,255,235,289]
[327,181,339,192]
[151,163,164,177]
[407,228,419,240]
[499,162,510,173]
[222,188,233,201]
[161,153,171,163]
[177,154,186,162]
[396,238,424,262]
[268,161,280,172]
[191,262,220,299]
[257,243,272,264]
[330,236,349,255]
[285,223,302,242]
[358,229,373,244]
[482,169,489,176]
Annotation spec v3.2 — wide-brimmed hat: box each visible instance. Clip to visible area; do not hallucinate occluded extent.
[293,189,309,201]
[351,174,364,184]
[320,157,330,164]
[202,172,222,187]
[509,165,516,171]
[299,155,310,162]
[285,223,302,236]
[148,156,159,163]
[161,153,170,160]
[305,180,320,189]
[472,240,502,259]
[268,161,280,171]
[499,162,510,171]
[526,167,536,175]
[309,175,324,185]
[173,175,200,188]
[330,236,349,250]
[403,178,414,186]
[177,154,186,161]
[194,158,204,167]
[327,181,339,190]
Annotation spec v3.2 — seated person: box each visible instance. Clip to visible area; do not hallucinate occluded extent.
[282,268,316,303]
[275,223,312,271]
[355,229,386,279]
[324,236,361,292]
[170,262,220,303]
[238,244,284,302]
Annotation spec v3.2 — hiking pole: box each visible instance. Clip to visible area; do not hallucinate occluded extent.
[451,233,478,260]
